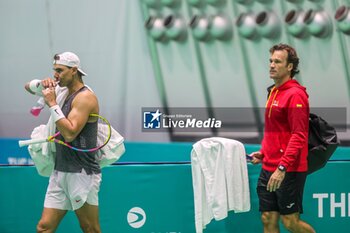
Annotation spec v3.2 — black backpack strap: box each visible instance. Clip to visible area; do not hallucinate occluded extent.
[266,84,275,99]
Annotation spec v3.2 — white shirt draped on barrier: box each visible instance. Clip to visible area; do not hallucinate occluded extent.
[191,137,250,233]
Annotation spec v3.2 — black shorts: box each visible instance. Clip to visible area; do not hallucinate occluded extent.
[257,169,307,215]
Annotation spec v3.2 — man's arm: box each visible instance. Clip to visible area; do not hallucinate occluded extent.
[25,78,57,95]
[51,90,98,142]
[249,151,263,165]
[279,92,309,169]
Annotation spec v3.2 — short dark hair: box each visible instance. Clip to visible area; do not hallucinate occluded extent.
[270,43,300,77]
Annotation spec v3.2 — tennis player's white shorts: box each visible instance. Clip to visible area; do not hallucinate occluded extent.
[44,169,102,211]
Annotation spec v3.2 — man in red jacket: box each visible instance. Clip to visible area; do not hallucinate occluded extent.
[250,44,315,233]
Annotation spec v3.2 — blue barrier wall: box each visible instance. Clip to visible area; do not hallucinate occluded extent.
[1,138,349,164]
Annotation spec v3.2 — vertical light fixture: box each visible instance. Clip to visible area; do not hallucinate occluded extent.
[233,0,254,4]
[236,12,258,40]
[161,0,181,8]
[335,5,350,35]
[143,0,160,8]
[145,16,166,41]
[303,9,332,38]
[256,0,273,4]
[256,11,281,39]
[210,14,233,40]
[285,10,308,38]
[188,0,203,7]
[164,15,188,41]
[286,0,304,3]
[206,0,226,7]
[189,15,212,41]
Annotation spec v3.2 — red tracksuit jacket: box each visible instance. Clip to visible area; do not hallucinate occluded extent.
[260,79,309,172]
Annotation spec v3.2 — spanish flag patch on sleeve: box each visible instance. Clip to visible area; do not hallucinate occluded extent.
[296,104,303,107]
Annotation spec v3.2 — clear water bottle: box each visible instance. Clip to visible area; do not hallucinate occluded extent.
[30,97,45,116]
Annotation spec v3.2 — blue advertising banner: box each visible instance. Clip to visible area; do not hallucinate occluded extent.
[1,161,350,233]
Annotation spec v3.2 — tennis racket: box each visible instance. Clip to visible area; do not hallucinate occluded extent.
[18,113,111,152]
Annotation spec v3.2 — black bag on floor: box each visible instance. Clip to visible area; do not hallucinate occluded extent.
[307,113,340,174]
